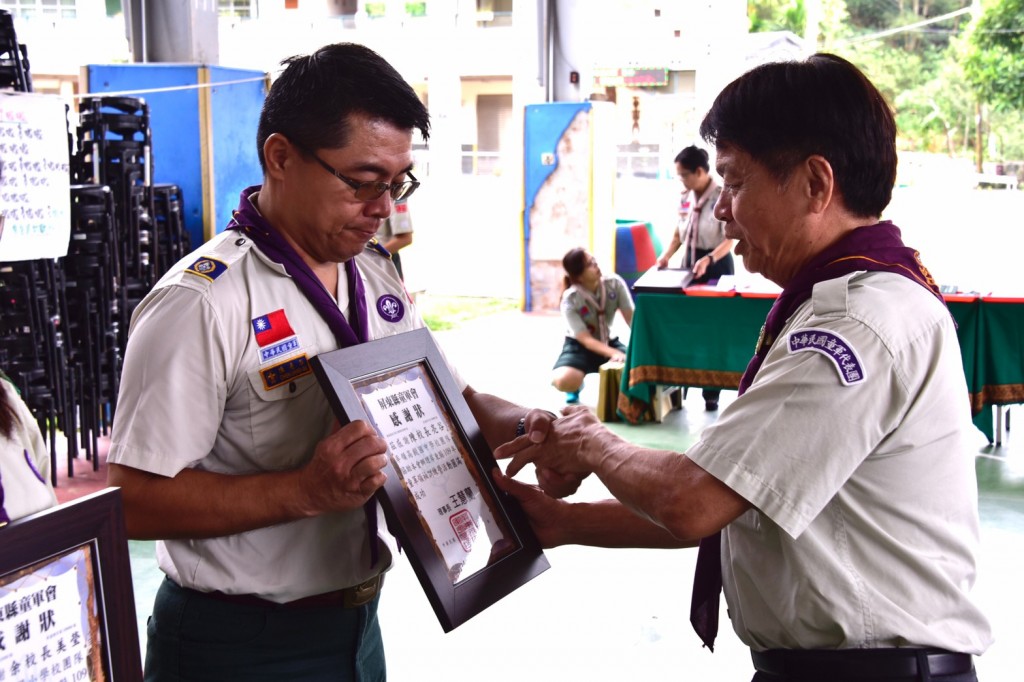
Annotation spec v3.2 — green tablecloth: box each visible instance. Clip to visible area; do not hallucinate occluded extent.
[618,293,1024,442]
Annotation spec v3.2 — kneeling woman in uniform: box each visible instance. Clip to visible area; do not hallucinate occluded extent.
[551,248,634,404]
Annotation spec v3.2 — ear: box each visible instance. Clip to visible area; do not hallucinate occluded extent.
[263,133,293,180]
[804,155,834,214]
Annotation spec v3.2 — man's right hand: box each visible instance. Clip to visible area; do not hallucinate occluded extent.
[298,420,389,516]
[492,468,569,548]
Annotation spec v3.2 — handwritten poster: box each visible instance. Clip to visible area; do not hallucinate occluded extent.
[0,545,104,682]
[356,364,515,584]
[0,92,71,262]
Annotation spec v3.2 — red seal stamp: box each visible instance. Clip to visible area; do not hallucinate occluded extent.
[449,509,478,552]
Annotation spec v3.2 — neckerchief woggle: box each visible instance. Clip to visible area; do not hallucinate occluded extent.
[227,185,380,568]
[689,220,948,652]
[572,280,609,344]
[684,179,720,268]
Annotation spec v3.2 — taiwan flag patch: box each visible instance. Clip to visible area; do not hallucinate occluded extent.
[252,309,296,347]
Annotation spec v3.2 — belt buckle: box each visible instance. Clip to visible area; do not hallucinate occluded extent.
[344,575,380,608]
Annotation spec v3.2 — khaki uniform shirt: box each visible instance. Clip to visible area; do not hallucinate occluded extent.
[561,274,634,339]
[676,182,726,253]
[688,272,993,654]
[108,228,450,602]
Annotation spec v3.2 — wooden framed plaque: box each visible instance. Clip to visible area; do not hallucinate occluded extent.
[0,487,142,680]
[311,327,550,632]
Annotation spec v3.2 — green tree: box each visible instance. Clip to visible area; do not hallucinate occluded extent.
[964,0,1024,111]
[750,0,1024,163]
[845,0,970,51]
[749,0,807,34]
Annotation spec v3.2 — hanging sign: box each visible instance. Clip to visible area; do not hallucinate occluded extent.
[0,92,71,262]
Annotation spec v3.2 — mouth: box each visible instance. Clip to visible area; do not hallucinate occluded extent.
[348,226,379,241]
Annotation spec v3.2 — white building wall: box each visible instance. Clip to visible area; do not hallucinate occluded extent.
[13,0,750,299]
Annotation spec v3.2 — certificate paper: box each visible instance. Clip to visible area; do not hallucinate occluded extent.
[355,364,515,583]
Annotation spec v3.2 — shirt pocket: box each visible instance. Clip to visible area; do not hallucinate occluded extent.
[244,348,330,469]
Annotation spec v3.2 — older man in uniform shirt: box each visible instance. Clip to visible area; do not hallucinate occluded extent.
[496,53,991,682]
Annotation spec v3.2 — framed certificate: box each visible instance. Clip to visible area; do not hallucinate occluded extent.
[311,327,550,632]
[0,487,141,680]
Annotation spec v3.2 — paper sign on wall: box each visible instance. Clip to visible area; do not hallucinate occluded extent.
[0,92,71,262]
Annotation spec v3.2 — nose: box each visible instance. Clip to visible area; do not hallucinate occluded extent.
[363,192,393,219]
[713,193,730,222]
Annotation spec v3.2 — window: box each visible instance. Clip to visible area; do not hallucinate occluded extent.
[217,0,251,20]
[0,0,78,20]
[476,0,511,28]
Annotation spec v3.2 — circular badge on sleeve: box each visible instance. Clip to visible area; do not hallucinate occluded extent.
[376,294,405,323]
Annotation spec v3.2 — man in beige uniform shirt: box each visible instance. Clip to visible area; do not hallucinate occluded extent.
[496,54,991,682]
[107,43,544,681]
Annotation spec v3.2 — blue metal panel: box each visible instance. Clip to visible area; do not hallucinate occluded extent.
[522,102,592,310]
[208,66,265,236]
[523,102,591,230]
[86,64,205,247]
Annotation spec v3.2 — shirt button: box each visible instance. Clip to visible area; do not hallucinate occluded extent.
[235,238,246,246]
[289,382,297,393]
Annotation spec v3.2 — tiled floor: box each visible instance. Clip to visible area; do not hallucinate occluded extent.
[53,309,1022,681]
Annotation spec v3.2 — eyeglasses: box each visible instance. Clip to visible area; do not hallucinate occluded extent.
[301,146,420,202]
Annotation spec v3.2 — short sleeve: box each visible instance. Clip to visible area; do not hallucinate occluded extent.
[108,286,230,477]
[610,274,634,315]
[560,291,588,337]
[689,314,906,538]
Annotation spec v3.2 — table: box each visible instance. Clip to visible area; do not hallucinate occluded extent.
[618,292,1024,443]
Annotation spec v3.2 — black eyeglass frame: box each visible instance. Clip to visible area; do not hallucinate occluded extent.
[299,145,420,202]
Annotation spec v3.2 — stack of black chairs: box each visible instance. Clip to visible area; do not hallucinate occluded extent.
[0,260,72,486]
[63,185,123,470]
[2,19,193,483]
[0,9,31,92]
[72,95,157,351]
[152,183,191,273]
[0,9,69,484]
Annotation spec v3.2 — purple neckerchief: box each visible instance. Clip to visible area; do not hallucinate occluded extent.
[739,220,945,394]
[226,186,380,567]
[227,186,369,346]
[690,221,946,652]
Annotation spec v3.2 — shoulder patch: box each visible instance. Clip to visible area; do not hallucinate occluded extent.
[787,327,865,385]
[366,238,392,259]
[184,256,229,282]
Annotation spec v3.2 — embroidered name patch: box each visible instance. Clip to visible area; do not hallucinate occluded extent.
[260,354,312,390]
[259,337,300,363]
[787,328,865,385]
[184,257,228,282]
[376,294,405,323]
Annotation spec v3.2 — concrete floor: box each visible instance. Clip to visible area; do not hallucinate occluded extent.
[99,308,1024,680]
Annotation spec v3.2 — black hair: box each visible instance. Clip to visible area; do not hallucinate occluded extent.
[699,53,896,218]
[562,247,589,290]
[674,145,710,173]
[256,42,431,172]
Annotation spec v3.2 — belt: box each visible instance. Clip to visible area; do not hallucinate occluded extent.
[751,648,973,679]
[198,574,384,610]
